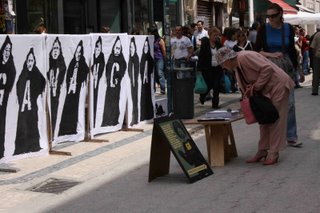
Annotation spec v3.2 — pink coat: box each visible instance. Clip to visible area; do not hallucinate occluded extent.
[236,51,295,103]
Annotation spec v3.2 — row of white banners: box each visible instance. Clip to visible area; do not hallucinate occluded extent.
[0,34,155,163]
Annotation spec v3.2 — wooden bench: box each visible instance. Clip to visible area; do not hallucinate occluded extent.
[184,114,243,167]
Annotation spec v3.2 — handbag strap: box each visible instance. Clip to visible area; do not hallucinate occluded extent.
[237,67,253,97]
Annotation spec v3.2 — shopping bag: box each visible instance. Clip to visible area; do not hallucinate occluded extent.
[240,97,257,124]
[194,72,208,94]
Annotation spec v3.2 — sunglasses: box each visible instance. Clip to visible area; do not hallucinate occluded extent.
[266,12,280,19]
[237,33,246,37]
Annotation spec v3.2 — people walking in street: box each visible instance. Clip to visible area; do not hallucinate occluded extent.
[216,47,295,165]
[299,28,310,75]
[171,25,194,68]
[148,25,166,94]
[310,29,320,96]
[248,21,260,47]
[197,27,223,109]
[193,20,209,50]
[255,3,304,148]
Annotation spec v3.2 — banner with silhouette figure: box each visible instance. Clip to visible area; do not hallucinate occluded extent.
[46,35,90,144]
[89,34,129,136]
[127,35,155,128]
[0,35,48,163]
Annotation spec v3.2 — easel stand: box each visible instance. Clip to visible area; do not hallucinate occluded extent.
[46,98,71,156]
[121,105,144,132]
[0,167,17,173]
[83,75,108,143]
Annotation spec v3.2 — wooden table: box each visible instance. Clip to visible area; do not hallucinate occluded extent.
[184,114,243,167]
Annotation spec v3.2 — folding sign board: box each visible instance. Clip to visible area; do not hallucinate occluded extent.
[148,116,213,183]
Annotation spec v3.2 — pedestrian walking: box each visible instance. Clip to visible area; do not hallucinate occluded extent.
[310,30,320,96]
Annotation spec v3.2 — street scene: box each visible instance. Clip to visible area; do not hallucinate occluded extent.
[0,76,319,213]
[1,0,320,212]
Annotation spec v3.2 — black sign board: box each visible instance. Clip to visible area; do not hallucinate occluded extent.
[148,116,213,183]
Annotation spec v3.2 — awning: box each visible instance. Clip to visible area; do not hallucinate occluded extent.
[296,4,314,13]
[284,11,320,25]
[268,0,297,14]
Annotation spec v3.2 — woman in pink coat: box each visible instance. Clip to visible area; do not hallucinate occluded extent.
[216,47,295,165]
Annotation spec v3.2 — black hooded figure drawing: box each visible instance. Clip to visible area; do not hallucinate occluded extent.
[140,37,154,121]
[58,40,89,136]
[0,36,16,159]
[14,48,46,155]
[128,37,139,126]
[91,36,105,127]
[47,37,66,136]
[101,36,127,126]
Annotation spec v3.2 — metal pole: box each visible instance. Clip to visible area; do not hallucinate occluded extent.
[249,0,254,27]
[164,0,173,114]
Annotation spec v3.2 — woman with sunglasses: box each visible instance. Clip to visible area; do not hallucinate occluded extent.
[255,3,304,150]
[233,28,253,52]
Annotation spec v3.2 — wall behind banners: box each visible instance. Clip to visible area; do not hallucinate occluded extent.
[0,34,155,163]
[1,35,48,163]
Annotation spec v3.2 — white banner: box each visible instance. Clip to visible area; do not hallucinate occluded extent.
[1,35,48,163]
[46,35,90,144]
[90,34,129,136]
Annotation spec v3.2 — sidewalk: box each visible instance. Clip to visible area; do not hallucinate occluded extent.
[1,75,319,213]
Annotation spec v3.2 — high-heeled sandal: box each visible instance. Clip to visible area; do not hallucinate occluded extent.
[263,153,279,165]
[246,150,268,163]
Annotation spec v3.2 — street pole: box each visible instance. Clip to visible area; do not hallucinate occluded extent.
[164,0,173,114]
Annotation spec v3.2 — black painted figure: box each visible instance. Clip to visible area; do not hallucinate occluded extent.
[0,36,16,158]
[58,40,89,136]
[101,36,127,126]
[140,37,154,121]
[91,36,105,127]
[128,37,139,126]
[14,48,45,155]
[47,37,66,136]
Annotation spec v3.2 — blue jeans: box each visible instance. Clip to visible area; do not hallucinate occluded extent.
[287,90,297,141]
[302,50,309,74]
[155,58,166,92]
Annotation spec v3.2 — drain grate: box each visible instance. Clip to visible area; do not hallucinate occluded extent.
[29,178,81,194]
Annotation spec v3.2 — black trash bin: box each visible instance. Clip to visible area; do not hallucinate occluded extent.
[172,67,194,119]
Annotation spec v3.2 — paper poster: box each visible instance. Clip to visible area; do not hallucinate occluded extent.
[127,35,155,127]
[1,35,48,163]
[90,34,129,136]
[46,35,90,144]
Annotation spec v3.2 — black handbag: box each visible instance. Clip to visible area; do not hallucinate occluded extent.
[249,95,279,124]
[237,68,279,124]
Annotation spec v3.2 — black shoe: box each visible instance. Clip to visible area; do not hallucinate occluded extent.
[212,105,220,109]
[160,90,166,95]
[311,93,318,96]
[295,85,303,89]
[199,97,205,105]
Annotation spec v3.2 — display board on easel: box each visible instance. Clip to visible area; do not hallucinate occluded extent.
[148,116,213,183]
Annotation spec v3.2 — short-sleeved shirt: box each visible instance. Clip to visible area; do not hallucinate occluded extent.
[170,36,193,59]
[194,29,209,48]
[310,32,320,58]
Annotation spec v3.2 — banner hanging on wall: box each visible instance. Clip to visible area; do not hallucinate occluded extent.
[0,35,48,163]
[46,34,91,145]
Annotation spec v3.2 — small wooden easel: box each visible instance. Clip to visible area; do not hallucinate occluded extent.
[46,97,71,156]
[83,73,108,143]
